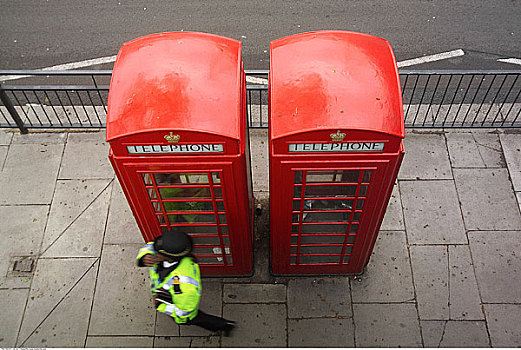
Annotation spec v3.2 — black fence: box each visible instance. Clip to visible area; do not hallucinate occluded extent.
[1,69,520,133]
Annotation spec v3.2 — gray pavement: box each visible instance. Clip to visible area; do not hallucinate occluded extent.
[1,128,521,347]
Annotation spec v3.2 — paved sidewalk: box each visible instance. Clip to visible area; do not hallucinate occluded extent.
[0,128,521,348]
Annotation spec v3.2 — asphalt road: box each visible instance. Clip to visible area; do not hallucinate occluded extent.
[1,1,521,70]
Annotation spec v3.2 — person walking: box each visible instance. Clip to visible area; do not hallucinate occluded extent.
[137,228,236,336]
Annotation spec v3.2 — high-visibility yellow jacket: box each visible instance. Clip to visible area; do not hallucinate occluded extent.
[137,242,201,323]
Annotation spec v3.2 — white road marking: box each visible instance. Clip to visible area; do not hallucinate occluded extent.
[396,49,465,68]
[497,58,521,66]
[1,49,467,83]
[246,76,268,85]
[1,55,117,81]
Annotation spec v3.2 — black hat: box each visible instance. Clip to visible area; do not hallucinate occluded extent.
[153,229,192,258]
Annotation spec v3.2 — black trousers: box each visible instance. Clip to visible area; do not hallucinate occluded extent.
[184,310,230,332]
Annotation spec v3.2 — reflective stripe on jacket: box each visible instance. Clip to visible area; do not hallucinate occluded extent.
[136,242,202,324]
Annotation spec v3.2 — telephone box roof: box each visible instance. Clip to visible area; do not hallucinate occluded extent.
[106,32,243,142]
[269,31,404,140]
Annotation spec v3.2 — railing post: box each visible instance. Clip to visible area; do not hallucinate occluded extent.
[0,84,28,134]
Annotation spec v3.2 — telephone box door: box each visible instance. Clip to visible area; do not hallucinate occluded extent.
[117,159,252,276]
[271,159,393,275]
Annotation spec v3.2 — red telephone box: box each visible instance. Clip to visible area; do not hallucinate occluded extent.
[106,32,253,276]
[269,31,405,275]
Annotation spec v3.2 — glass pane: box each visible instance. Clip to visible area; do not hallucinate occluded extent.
[167,214,216,224]
[292,213,301,223]
[157,215,166,224]
[298,255,341,264]
[306,170,360,184]
[362,170,372,183]
[216,201,225,211]
[359,186,368,197]
[142,173,153,185]
[147,188,158,200]
[294,171,303,184]
[163,200,215,212]
[211,172,221,184]
[304,185,358,197]
[152,202,162,213]
[159,187,211,199]
[291,245,343,255]
[343,255,351,263]
[301,199,353,211]
[353,212,362,222]
[291,234,345,245]
[293,186,302,198]
[154,173,209,185]
[294,224,348,234]
[293,200,301,211]
[218,214,227,224]
[355,199,365,210]
[175,225,219,234]
[213,187,223,199]
[302,212,352,223]
[346,235,356,244]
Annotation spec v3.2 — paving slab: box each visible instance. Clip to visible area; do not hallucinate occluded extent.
[446,131,505,168]
[41,180,112,258]
[469,231,521,303]
[420,320,446,348]
[399,132,452,180]
[448,245,483,320]
[0,143,63,204]
[422,320,490,347]
[380,183,405,231]
[250,128,268,192]
[446,132,488,168]
[288,318,354,347]
[0,131,13,145]
[180,280,222,337]
[153,337,192,348]
[472,131,505,168]
[351,231,414,303]
[105,180,143,244]
[0,205,48,288]
[221,303,286,347]
[59,131,113,179]
[223,283,285,303]
[410,245,449,320]
[288,277,351,318]
[454,168,521,230]
[401,180,467,244]
[155,312,179,337]
[17,258,97,345]
[154,336,219,348]
[21,261,99,347]
[42,179,112,252]
[0,145,8,169]
[12,132,67,144]
[353,303,422,347]
[89,244,156,336]
[485,304,521,347]
[0,289,29,347]
[86,336,154,348]
[500,132,521,191]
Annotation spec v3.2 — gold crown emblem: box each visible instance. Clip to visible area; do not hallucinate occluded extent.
[164,132,180,143]
[330,130,346,142]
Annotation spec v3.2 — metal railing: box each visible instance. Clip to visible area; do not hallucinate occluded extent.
[1,69,520,133]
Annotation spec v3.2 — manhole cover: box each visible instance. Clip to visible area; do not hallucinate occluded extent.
[11,256,35,274]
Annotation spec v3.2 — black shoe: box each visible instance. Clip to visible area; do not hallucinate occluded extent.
[222,321,236,337]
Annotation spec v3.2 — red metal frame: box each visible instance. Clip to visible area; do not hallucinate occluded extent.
[269,31,405,275]
[107,32,253,276]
